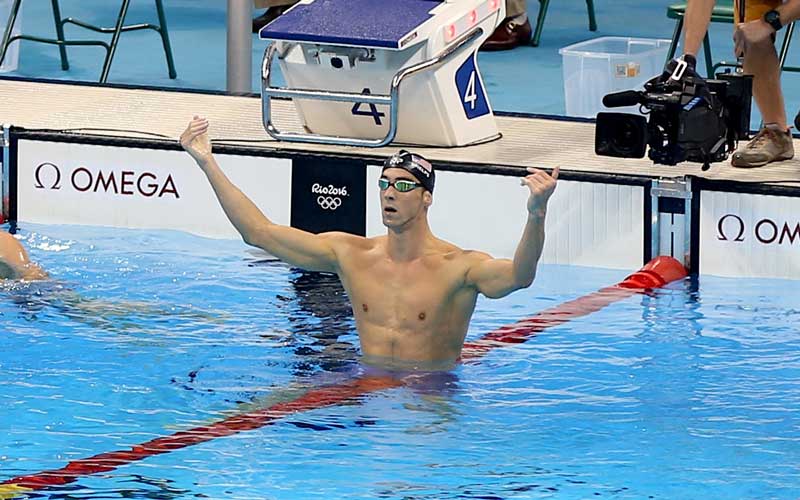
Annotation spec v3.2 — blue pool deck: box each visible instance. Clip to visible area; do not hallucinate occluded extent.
[3,0,800,122]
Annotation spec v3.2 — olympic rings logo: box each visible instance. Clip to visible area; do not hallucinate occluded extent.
[317,196,342,210]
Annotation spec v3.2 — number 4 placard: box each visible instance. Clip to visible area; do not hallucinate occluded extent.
[455,54,490,120]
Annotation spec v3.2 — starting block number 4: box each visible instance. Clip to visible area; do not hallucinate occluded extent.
[351,88,386,126]
[348,55,490,126]
[455,54,489,120]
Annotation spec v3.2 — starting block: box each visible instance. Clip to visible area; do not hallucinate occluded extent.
[259,0,505,147]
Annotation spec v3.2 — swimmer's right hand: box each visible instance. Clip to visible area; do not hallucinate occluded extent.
[180,116,213,164]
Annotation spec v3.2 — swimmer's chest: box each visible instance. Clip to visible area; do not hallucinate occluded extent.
[343,256,467,315]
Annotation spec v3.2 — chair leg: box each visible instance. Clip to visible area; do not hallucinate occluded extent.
[702,32,713,78]
[666,17,683,65]
[51,0,69,70]
[154,0,177,79]
[777,21,794,72]
[99,0,131,83]
[0,0,22,68]
[531,0,549,47]
[586,0,597,31]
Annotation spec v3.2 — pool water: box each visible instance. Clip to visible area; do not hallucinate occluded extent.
[1,223,799,499]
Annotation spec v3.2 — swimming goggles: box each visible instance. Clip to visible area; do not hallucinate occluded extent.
[378,177,423,193]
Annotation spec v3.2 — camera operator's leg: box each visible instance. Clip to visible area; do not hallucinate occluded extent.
[747,41,787,130]
[731,0,794,168]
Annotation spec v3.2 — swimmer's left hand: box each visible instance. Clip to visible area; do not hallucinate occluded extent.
[521,166,559,216]
[180,116,212,165]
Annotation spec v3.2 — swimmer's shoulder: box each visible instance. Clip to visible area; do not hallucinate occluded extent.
[0,231,19,246]
[0,232,24,262]
[319,231,382,252]
[428,240,493,269]
[0,233,47,280]
[454,249,494,271]
[433,238,491,262]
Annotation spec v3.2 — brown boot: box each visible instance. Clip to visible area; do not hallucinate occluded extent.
[731,124,794,168]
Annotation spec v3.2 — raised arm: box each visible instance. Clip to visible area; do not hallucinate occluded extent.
[465,167,558,298]
[179,116,340,273]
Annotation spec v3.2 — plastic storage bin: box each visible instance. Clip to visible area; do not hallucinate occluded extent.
[559,36,670,118]
[0,0,21,73]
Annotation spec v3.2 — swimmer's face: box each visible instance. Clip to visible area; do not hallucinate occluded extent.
[380,168,432,229]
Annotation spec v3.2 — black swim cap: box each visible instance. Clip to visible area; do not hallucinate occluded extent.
[382,150,435,193]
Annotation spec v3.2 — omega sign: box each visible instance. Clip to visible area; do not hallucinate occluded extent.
[717,213,800,246]
[34,162,179,198]
[312,183,348,210]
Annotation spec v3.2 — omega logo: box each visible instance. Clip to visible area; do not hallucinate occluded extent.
[34,162,180,198]
[34,162,62,190]
[717,213,800,246]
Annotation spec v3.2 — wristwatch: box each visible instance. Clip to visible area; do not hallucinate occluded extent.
[763,9,783,32]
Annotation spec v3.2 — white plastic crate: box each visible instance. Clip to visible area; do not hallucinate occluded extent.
[559,36,671,118]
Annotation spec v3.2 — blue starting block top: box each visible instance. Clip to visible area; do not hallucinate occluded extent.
[259,0,440,49]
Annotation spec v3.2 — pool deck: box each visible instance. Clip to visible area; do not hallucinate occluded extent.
[2,78,799,190]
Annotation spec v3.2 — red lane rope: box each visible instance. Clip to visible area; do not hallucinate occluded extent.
[3,376,404,491]
[461,256,687,360]
[0,257,687,495]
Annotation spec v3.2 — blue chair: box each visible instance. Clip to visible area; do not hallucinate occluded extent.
[532,0,598,47]
[0,0,177,83]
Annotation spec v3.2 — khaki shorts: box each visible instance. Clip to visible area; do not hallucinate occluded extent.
[734,0,782,23]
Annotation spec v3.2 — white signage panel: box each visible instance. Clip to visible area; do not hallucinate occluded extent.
[17,141,291,239]
[701,191,800,279]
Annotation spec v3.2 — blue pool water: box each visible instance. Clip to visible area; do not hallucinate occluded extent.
[1,224,799,499]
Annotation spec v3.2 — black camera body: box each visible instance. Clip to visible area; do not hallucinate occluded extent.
[595,64,753,169]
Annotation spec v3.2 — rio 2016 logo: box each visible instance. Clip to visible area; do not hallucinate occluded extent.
[717,213,800,246]
[312,183,348,211]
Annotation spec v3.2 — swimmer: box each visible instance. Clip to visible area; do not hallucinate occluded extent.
[0,232,48,281]
[0,231,223,331]
[181,116,558,370]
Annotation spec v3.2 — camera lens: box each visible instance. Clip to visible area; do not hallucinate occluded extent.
[612,119,644,156]
[331,57,343,69]
[595,112,648,159]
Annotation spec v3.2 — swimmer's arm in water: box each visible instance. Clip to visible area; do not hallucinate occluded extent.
[180,117,344,273]
[465,167,558,298]
[55,290,226,322]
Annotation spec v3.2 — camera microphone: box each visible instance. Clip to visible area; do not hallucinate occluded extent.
[602,90,643,108]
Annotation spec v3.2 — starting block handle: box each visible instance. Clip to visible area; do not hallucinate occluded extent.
[261,27,484,148]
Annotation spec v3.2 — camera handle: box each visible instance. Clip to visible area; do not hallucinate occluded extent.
[668,59,689,82]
